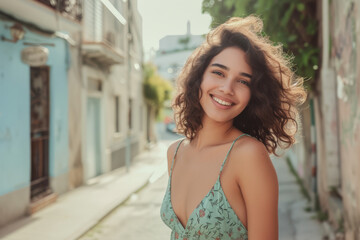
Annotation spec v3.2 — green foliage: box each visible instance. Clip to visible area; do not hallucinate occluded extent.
[143,63,173,115]
[304,206,312,212]
[315,210,328,222]
[202,0,319,90]
[285,157,311,201]
[178,36,190,47]
[337,217,345,233]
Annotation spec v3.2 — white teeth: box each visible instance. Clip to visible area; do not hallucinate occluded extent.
[212,96,232,106]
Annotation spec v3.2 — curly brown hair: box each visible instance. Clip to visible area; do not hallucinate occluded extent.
[173,16,307,154]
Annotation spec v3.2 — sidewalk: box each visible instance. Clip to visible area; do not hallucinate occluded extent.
[0,141,325,240]
[0,142,169,240]
[273,156,325,240]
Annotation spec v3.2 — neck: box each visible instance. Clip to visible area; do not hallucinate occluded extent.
[191,116,240,150]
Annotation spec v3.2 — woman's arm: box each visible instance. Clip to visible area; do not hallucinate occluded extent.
[235,138,279,240]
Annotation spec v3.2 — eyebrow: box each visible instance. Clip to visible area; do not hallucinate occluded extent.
[210,63,252,79]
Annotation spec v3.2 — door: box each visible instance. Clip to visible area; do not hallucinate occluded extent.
[86,97,102,179]
[30,66,50,199]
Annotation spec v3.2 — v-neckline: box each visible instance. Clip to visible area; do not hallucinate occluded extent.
[169,174,220,231]
[168,134,246,231]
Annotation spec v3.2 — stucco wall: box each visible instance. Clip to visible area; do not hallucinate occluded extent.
[0,19,69,226]
[316,0,360,238]
[68,32,84,189]
[330,1,360,238]
[0,22,31,196]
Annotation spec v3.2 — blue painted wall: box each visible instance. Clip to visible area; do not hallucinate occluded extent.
[0,20,69,196]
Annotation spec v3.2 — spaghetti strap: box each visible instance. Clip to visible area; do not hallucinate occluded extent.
[219,133,248,174]
[170,138,185,177]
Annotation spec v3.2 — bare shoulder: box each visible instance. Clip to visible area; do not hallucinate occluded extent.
[231,136,279,239]
[166,138,184,176]
[231,136,278,187]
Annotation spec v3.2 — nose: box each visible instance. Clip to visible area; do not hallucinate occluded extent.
[219,78,234,95]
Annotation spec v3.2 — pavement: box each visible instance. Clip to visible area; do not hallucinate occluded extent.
[273,155,325,240]
[0,140,326,240]
[0,142,169,240]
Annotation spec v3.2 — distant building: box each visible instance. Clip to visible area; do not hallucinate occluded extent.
[154,21,205,83]
[81,0,146,182]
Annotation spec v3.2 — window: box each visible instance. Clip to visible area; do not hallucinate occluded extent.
[115,96,120,133]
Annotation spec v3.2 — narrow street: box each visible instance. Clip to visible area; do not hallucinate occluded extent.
[78,172,171,240]
[78,123,324,240]
[78,123,178,240]
[0,0,358,238]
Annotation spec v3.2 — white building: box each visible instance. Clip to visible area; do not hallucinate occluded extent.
[154,21,205,82]
[81,0,146,182]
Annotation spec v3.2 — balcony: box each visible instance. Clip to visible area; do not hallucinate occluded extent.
[82,0,126,67]
[82,41,125,66]
[35,0,82,22]
[0,0,82,33]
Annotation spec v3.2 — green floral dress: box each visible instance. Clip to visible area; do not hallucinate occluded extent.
[160,134,249,240]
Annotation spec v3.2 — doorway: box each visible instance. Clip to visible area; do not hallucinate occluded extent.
[86,97,102,179]
[30,66,50,200]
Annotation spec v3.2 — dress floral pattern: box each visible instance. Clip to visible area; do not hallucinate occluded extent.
[160,135,249,240]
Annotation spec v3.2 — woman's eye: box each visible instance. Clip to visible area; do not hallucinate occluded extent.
[212,71,224,77]
[237,79,250,86]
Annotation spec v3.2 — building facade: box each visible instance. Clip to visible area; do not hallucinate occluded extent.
[290,0,360,239]
[0,0,145,228]
[154,21,204,82]
[0,0,82,227]
[316,0,360,238]
[81,0,146,180]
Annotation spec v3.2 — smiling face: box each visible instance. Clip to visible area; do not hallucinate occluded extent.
[199,47,252,124]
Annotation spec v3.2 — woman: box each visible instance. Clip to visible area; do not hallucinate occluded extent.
[160,16,306,240]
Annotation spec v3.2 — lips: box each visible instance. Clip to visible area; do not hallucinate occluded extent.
[210,94,235,106]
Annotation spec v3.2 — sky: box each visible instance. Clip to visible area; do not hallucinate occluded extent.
[137,0,212,59]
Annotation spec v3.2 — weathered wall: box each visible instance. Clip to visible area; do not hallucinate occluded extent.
[68,31,84,189]
[0,19,70,226]
[316,0,360,239]
[330,1,360,239]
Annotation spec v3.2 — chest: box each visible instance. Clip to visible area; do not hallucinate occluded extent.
[170,146,240,224]
[171,147,226,199]
[171,159,221,210]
